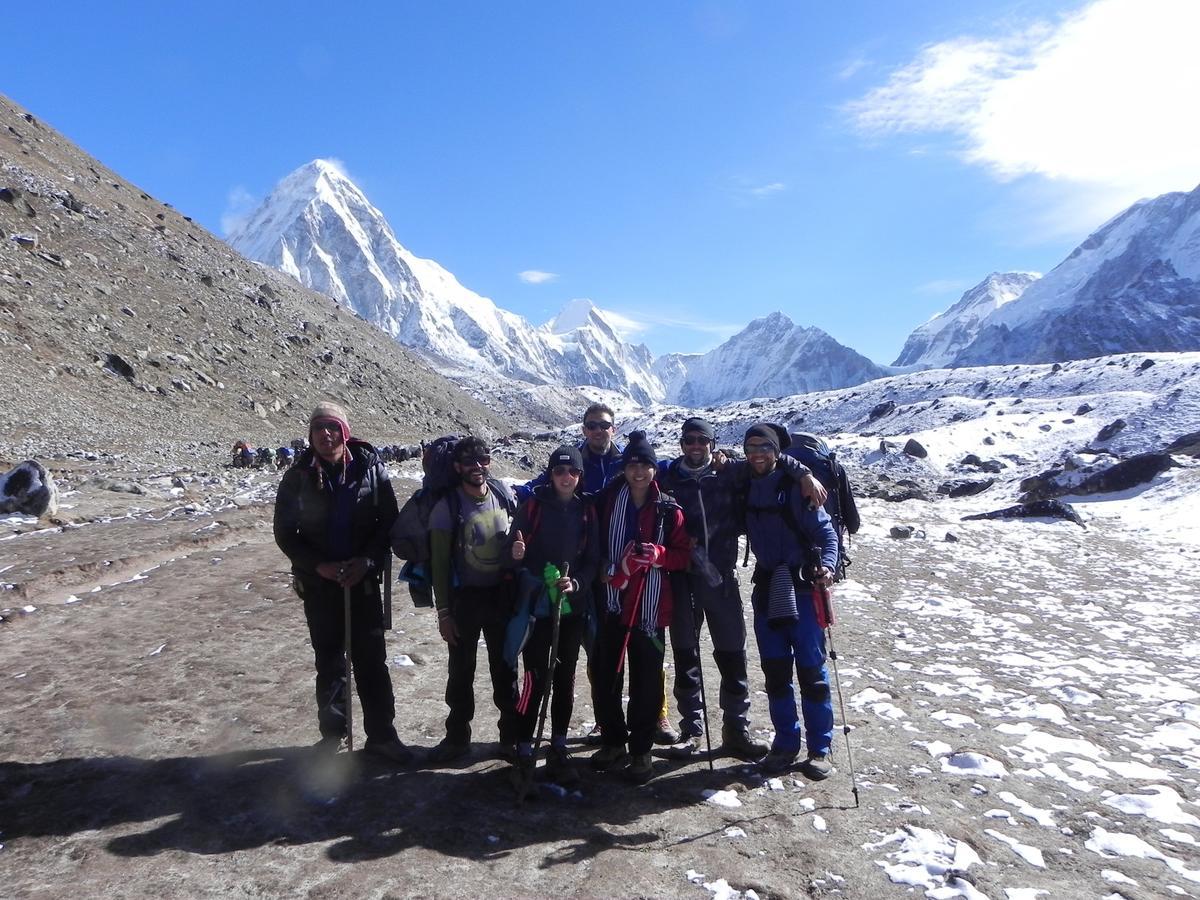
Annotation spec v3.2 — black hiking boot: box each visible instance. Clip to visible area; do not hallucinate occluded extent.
[312,734,348,755]
[364,738,415,766]
[625,752,654,784]
[428,737,470,765]
[653,718,681,746]
[509,753,537,800]
[665,733,703,760]
[758,748,799,776]
[546,746,581,787]
[590,744,628,772]
[721,725,770,762]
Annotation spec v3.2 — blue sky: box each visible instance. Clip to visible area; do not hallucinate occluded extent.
[5,0,1197,364]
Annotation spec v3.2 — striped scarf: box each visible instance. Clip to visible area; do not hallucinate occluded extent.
[605,483,663,633]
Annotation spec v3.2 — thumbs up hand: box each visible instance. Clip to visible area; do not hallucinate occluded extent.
[511,529,526,561]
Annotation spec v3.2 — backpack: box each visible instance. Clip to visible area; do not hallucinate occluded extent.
[391,435,517,607]
[783,432,860,580]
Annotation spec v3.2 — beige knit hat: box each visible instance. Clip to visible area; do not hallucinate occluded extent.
[309,400,350,442]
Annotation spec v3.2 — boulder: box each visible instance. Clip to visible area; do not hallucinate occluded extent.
[962,499,1085,527]
[902,438,928,459]
[1070,453,1175,496]
[1095,419,1127,442]
[868,400,896,421]
[1164,431,1200,457]
[889,525,917,539]
[938,478,995,498]
[0,460,58,517]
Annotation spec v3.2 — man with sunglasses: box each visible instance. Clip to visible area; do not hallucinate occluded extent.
[739,423,839,779]
[515,403,624,501]
[659,418,827,763]
[427,436,521,764]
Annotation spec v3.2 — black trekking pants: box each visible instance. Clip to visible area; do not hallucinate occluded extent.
[297,574,398,744]
[593,608,665,756]
[444,585,520,746]
[517,613,585,742]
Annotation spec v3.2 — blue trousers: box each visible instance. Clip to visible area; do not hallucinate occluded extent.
[750,581,832,756]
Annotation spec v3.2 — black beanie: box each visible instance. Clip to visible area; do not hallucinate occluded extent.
[621,430,657,466]
[547,444,584,473]
[681,417,716,442]
[744,422,790,453]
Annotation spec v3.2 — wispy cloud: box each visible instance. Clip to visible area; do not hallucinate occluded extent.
[606,308,742,344]
[837,52,870,81]
[518,270,559,284]
[749,182,787,198]
[220,185,258,236]
[847,0,1200,234]
[915,278,974,295]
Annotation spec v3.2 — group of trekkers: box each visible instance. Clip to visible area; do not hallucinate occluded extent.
[272,398,858,796]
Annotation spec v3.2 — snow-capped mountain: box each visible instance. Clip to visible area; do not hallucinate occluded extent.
[893,272,1040,368]
[949,184,1200,366]
[227,160,663,402]
[664,312,887,406]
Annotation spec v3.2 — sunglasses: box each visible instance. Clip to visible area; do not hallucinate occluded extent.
[681,435,711,446]
[584,420,614,431]
[458,454,492,467]
[743,442,776,456]
[312,421,342,435]
[551,465,582,477]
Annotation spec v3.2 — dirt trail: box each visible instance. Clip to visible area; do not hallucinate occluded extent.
[2,483,1199,899]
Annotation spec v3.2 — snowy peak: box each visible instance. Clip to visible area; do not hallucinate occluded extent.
[228,161,665,402]
[893,272,1040,368]
[667,313,886,406]
[949,183,1200,366]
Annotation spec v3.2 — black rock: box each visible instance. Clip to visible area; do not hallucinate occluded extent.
[902,438,928,459]
[868,400,896,421]
[1096,419,1127,442]
[938,478,995,498]
[1070,453,1176,496]
[962,499,1085,527]
[889,525,916,539]
[1164,431,1200,457]
[1075,403,1094,415]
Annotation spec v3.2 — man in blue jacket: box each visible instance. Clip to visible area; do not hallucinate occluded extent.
[740,423,839,779]
[516,402,623,501]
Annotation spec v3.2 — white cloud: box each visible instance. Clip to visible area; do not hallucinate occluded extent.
[749,181,787,198]
[605,308,742,344]
[220,185,258,236]
[916,278,974,295]
[848,0,1200,231]
[518,270,559,284]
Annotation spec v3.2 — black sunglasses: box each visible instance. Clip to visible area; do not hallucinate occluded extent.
[458,454,492,466]
[743,442,775,456]
[551,465,582,477]
[681,434,711,446]
[584,420,614,431]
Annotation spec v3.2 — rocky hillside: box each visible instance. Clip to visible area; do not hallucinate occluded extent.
[0,94,504,468]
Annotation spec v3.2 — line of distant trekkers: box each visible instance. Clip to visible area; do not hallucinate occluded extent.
[272,398,860,795]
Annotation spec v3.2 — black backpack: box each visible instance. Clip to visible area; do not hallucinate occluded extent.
[391,435,517,607]
[784,432,860,580]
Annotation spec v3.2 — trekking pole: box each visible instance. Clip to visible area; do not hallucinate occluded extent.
[694,496,715,770]
[383,555,393,631]
[532,563,567,759]
[812,579,858,808]
[343,583,355,752]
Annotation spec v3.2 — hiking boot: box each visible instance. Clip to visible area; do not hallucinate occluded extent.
[801,752,834,780]
[498,741,518,763]
[546,747,580,787]
[585,722,604,745]
[509,753,537,796]
[427,737,470,765]
[625,752,655,784]
[665,733,703,760]
[312,734,348,755]
[721,725,770,762]
[758,748,799,775]
[654,718,681,746]
[364,738,414,766]
[590,744,628,772]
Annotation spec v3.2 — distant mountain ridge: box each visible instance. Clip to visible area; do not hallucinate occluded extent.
[897,184,1200,369]
[660,312,888,406]
[228,161,664,403]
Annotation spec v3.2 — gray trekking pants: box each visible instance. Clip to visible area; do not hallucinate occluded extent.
[669,570,752,737]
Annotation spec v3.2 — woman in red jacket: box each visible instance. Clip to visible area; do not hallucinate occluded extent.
[589,431,691,783]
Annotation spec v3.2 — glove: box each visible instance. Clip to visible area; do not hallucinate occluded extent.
[633,543,665,568]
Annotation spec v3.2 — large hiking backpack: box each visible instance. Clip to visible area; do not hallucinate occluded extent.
[390,435,517,607]
[784,432,860,580]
